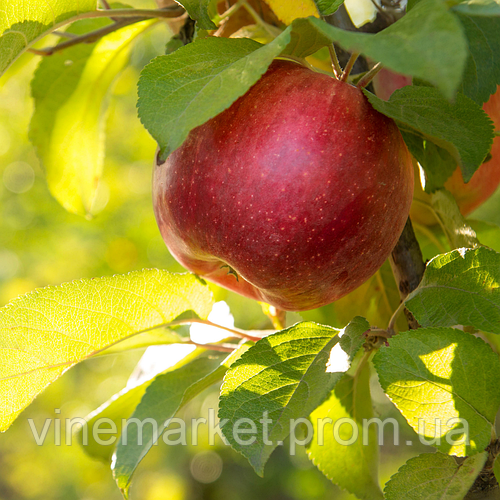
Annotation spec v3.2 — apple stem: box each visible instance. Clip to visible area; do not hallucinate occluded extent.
[356,62,383,89]
[340,52,360,82]
[328,44,343,80]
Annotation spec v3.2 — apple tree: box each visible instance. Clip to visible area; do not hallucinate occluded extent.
[1,0,500,498]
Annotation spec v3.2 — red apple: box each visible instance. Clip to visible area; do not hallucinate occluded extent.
[373,69,500,225]
[153,60,413,311]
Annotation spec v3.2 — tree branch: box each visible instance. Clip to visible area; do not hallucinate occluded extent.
[29,15,153,56]
[389,217,426,329]
[27,5,185,57]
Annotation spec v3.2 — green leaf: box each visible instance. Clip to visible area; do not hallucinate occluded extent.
[308,362,383,500]
[77,347,204,462]
[94,328,189,356]
[455,13,500,105]
[373,327,500,455]
[173,0,216,30]
[384,451,487,500]
[138,35,291,161]
[366,86,495,183]
[401,132,457,192]
[429,189,480,248]
[338,316,370,363]
[218,319,369,475]
[452,0,500,16]
[494,454,500,485]
[313,0,345,16]
[405,246,500,334]
[29,18,151,217]
[308,0,468,99]
[113,348,239,497]
[0,0,96,77]
[281,18,335,59]
[0,270,213,432]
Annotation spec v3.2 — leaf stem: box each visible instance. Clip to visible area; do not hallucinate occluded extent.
[357,62,382,88]
[340,52,360,82]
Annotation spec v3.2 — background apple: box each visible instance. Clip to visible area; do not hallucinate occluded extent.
[153,60,414,311]
[373,69,500,225]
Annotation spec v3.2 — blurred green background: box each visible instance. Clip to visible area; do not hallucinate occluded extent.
[2,1,500,498]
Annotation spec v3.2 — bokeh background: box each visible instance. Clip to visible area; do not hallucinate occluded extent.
[2,1,500,499]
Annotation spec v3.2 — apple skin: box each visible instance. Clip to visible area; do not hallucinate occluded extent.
[372,68,412,102]
[373,69,500,225]
[153,60,414,311]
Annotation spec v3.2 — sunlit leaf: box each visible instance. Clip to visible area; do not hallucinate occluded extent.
[308,362,383,500]
[405,247,500,333]
[29,18,152,216]
[0,270,213,432]
[219,319,368,475]
[263,0,319,24]
[374,327,500,455]
[113,348,245,497]
[384,451,487,499]
[0,0,96,77]
[77,347,203,462]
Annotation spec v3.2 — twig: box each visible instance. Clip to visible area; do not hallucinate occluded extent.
[389,217,426,330]
[29,12,163,56]
[100,0,120,22]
